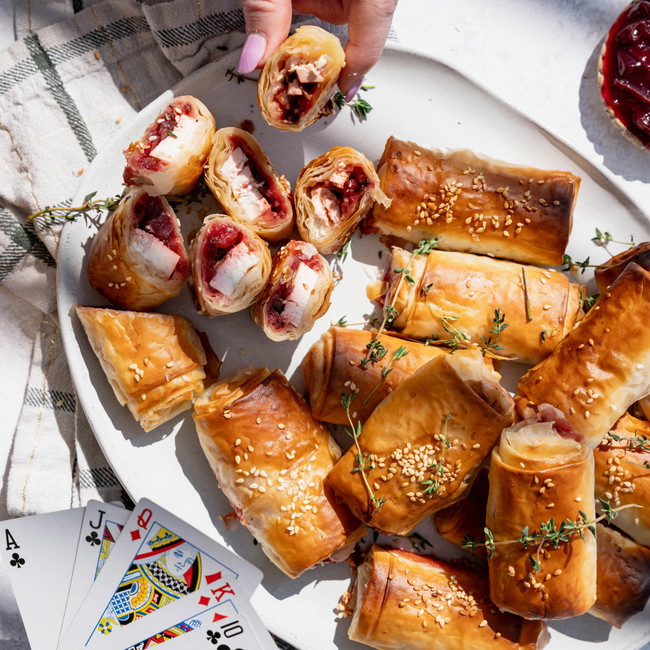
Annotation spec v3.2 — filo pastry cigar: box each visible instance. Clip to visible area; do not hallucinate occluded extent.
[204,127,294,242]
[257,25,345,131]
[251,240,333,341]
[594,240,650,292]
[593,413,650,546]
[516,262,650,447]
[87,188,189,310]
[295,146,390,254]
[327,349,514,536]
[367,137,579,266]
[375,247,583,365]
[487,406,596,619]
[348,546,549,650]
[193,366,365,578]
[188,215,271,316]
[76,306,212,432]
[123,95,216,196]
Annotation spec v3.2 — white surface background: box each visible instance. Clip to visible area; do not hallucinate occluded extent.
[1,0,649,647]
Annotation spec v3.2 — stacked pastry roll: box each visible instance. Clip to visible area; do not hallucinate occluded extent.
[193,367,365,578]
[594,240,650,291]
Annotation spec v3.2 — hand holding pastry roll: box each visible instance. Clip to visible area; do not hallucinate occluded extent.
[87,188,189,311]
[486,406,596,619]
[123,95,215,196]
[193,366,365,578]
[296,146,389,254]
[327,349,514,535]
[348,546,549,650]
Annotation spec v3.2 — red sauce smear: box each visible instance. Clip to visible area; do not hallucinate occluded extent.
[322,165,369,221]
[133,194,187,276]
[600,1,650,147]
[123,100,194,184]
[201,222,244,292]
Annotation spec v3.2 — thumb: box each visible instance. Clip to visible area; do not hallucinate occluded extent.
[237,0,294,73]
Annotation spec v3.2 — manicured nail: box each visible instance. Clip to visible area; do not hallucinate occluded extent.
[345,77,364,103]
[237,32,266,74]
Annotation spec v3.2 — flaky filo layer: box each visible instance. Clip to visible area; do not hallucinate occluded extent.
[295,146,389,254]
[487,414,596,620]
[348,546,549,650]
[326,349,514,536]
[205,127,294,242]
[367,137,579,266]
[593,240,650,293]
[193,366,365,578]
[257,25,345,132]
[87,188,189,311]
[377,247,584,365]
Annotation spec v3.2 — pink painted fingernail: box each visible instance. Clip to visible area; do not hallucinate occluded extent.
[345,77,364,103]
[237,33,267,74]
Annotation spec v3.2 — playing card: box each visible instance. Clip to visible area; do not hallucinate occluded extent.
[59,498,262,649]
[61,501,131,636]
[0,508,84,650]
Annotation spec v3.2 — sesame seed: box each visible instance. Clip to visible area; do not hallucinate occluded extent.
[479,620,488,628]
[248,445,254,452]
[554,569,562,576]
[277,423,286,429]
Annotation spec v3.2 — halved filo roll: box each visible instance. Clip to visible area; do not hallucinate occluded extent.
[487,407,596,619]
[326,349,514,536]
[257,25,345,131]
[188,215,271,317]
[515,262,650,447]
[376,247,584,365]
[204,127,294,242]
[123,95,216,196]
[367,137,580,266]
[348,546,549,650]
[251,240,333,341]
[295,147,390,254]
[192,366,365,578]
[76,306,211,432]
[87,188,189,310]
[594,241,650,292]
[593,413,650,546]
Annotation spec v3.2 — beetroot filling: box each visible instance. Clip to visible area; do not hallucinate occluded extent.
[322,165,369,221]
[601,0,650,147]
[201,223,244,291]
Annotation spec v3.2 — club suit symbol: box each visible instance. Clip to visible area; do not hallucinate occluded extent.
[206,630,221,644]
[9,552,25,568]
[86,531,101,546]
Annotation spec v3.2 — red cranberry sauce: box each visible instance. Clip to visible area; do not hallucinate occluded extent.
[601,1,650,146]
[324,165,369,221]
[275,60,320,124]
[536,403,585,443]
[201,222,245,291]
[133,194,187,275]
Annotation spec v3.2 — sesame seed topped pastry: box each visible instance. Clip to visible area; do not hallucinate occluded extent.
[487,407,597,620]
[76,306,211,432]
[87,188,189,311]
[193,366,366,578]
[204,127,294,242]
[366,137,580,265]
[295,146,390,254]
[257,26,345,132]
[593,413,650,547]
[188,214,271,317]
[123,95,216,196]
[375,247,584,365]
[348,546,549,650]
[326,349,514,536]
[516,262,650,448]
[594,240,650,293]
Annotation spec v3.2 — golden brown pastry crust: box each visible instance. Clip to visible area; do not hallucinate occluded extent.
[593,413,650,546]
[367,137,580,265]
[348,546,549,650]
[594,241,650,293]
[193,367,365,578]
[326,350,514,535]
[75,306,208,432]
[487,419,597,620]
[516,263,650,448]
[257,26,345,132]
[188,214,271,316]
[87,188,189,311]
[295,146,389,254]
[204,127,294,242]
[381,247,583,365]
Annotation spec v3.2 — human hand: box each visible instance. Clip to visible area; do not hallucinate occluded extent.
[237,0,398,100]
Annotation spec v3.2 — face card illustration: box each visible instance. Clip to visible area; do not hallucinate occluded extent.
[60,499,262,649]
[0,508,84,650]
[61,501,131,635]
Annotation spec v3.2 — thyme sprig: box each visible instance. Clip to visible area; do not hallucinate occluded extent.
[421,414,452,495]
[333,84,374,120]
[28,191,122,223]
[407,532,433,552]
[603,430,650,469]
[337,239,351,262]
[425,315,470,353]
[225,67,257,84]
[361,345,410,406]
[561,254,599,275]
[479,308,509,356]
[592,228,635,247]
